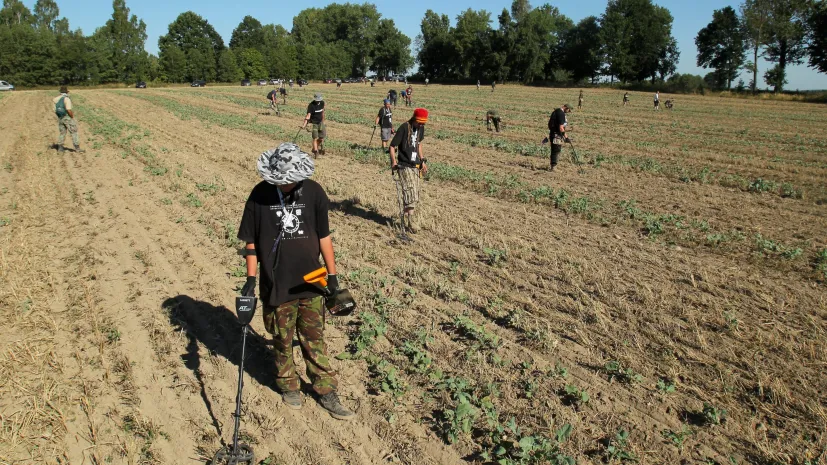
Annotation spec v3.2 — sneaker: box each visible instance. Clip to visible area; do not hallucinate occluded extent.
[282,390,302,410]
[318,392,355,421]
[74,146,86,153]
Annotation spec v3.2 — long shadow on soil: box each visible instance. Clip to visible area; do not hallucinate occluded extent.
[330,198,393,228]
[162,295,278,441]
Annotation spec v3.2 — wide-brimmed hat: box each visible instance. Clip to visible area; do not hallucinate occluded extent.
[413,108,428,124]
[563,103,573,111]
[257,143,315,186]
[59,86,68,93]
[313,93,323,102]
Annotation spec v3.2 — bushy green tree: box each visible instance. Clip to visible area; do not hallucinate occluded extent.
[216,48,242,82]
[236,48,266,80]
[696,6,746,89]
[763,0,810,92]
[159,11,224,82]
[562,16,602,83]
[370,19,412,77]
[807,0,827,73]
[262,24,298,78]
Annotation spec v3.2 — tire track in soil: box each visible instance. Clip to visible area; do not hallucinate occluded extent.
[82,90,827,463]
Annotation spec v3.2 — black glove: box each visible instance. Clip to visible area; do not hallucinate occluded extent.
[564,137,572,143]
[327,274,339,295]
[241,276,256,297]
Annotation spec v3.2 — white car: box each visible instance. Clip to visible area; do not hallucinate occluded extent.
[0,80,14,91]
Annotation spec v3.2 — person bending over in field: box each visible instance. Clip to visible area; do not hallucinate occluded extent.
[486,109,502,133]
[53,86,85,153]
[301,93,326,157]
[267,88,280,115]
[375,99,394,151]
[387,88,398,107]
[279,86,288,104]
[238,142,355,421]
[389,108,429,233]
[547,103,572,172]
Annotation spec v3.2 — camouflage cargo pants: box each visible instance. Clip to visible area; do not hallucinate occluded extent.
[58,116,79,147]
[263,296,337,395]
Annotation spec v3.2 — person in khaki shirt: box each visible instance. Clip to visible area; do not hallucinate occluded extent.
[53,86,85,153]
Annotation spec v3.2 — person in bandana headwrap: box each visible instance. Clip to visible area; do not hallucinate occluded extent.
[389,108,429,233]
[237,142,355,421]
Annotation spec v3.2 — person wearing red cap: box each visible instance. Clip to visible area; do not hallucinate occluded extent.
[389,108,429,233]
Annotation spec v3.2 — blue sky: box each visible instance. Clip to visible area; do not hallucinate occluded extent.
[34,0,827,90]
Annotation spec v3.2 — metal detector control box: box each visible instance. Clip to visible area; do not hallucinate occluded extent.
[235,296,257,325]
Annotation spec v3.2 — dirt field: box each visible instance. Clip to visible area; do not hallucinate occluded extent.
[0,84,825,465]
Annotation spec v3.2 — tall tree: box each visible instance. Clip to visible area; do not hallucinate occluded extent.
[159,11,224,82]
[695,6,747,89]
[807,0,827,73]
[416,10,457,79]
[229,15,264,51]
[370,19,412,77]
[741,0,773,92]
[562,16,602,83]
[452,9,492,79]
[261,24,298,78]
[236,48,266,79]
[763,0,810,92]
[33,0,58,30]
[216,48,242,81]
[95,0,148,83]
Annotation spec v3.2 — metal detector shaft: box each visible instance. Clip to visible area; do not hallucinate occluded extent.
[292,127,302,143]
[232,325,248,454]
[368,126,377,148]
[567,140,579,163]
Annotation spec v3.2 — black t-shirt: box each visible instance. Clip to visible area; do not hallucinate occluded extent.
[548,108,566,136]
[377,107,393,128]
[267,90,277,100]
[389,90,397,98]
[237,180,331,307]
[390,121,425,167]
[306,101,325,124]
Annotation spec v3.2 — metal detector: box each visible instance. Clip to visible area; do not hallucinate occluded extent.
[211,295,257,465]
[292,127,303,143]
[567,139,582,165]
[391,168,411,242]
[368,125,377,149]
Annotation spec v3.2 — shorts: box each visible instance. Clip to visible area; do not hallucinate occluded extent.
[381,127,393,141]
[312,123,326,139]
[397,166,420,208]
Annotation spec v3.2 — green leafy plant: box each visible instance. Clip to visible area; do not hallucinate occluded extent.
[368,358,408,399]
[483,419,575,465]
[701,403,727,425]
[605,429,638,462]
[452,315,500,350]
[661,426,692,449]
[605,360,644,384]
[656,378,676,395]
[483,247,508,266]
[562,384,590,407]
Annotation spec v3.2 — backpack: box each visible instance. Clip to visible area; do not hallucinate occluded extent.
[55,96,68,118]
[266,90,276,100]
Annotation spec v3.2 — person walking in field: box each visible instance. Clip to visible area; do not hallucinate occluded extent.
[53,86,85,153]
[623,91,629,106]
[491,81,496,92]
[280,86,288,104]
[389,108,429,233]
[477,80,481,91]
[547,103,572,172]
[375,99,394,151]
[267,87,280,115]
[654,91,660,110]
[237,142,355,421]
[301,93,326,156]
[405,85,413,106]
[425,78,429,87]
[578,90,584,110]
[486,109,502,133]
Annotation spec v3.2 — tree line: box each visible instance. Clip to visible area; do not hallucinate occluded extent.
[0,0,825,90]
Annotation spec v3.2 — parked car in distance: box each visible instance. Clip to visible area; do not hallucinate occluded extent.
[297,79,308,86]
[135,81,147,88]
[257,79,267,86]
[0,80,15,91]
[241,79,251,86]
[191,80,206,87]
